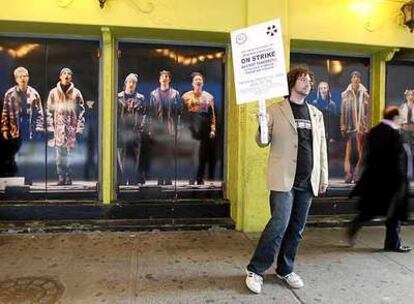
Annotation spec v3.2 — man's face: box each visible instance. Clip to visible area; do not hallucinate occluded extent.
[15,72,29,88]
[60,71,72,85]
[318,82,329,98]
[393,114,402,127]
[125,79,137,92]
[351,75,361,88]
[192,75,203,90]
[293,73,312,97]
[407,92,414,103]
[159,73,171,86]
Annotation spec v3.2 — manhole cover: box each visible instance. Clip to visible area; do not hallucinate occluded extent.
[0,277,64,304]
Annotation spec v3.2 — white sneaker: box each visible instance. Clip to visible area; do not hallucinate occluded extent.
[245,270,263,294]
[277,272,304,289]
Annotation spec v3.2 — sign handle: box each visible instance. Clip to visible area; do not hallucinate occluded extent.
[259,99,269,145]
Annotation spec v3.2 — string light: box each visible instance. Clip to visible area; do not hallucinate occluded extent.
[153,48,224,65]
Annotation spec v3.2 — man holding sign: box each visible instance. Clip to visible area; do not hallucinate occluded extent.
[245,66,328,294]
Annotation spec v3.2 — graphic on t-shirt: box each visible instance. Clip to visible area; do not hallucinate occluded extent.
[295,119,312,130]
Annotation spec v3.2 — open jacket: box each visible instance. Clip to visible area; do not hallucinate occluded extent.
[340,83,369,134]
[1,85,44,139]
[149,88,182,136]
[46,82,85,148]
[256,99,328,197]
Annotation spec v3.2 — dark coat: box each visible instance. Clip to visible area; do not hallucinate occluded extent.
[350,122,409,221]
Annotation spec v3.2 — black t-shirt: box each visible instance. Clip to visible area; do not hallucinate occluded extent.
[290,101,313,188]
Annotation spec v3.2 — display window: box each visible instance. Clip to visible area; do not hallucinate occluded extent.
[386,58,414,183]
[117,42,225,199]
[291,53,370,189]
[0,37,100,200]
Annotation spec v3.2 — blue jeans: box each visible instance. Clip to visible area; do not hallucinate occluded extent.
[247,187,313,277]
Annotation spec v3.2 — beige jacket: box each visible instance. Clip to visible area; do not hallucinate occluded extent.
[257,99,328,196]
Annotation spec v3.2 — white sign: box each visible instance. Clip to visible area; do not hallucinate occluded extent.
[231,19,288,104]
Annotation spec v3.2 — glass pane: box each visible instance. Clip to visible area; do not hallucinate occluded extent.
[386,59,414,183]
[117,42,225,200]
[0,37,100,201]
[291,53,370,190]
[44,40,100,199]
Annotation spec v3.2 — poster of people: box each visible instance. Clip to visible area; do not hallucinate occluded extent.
[117,43,225,199]
[290,53,370,187]
[386,59,414,183]
[0,37,99,200]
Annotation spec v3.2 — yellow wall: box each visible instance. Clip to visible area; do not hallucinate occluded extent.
[0,0,413,231]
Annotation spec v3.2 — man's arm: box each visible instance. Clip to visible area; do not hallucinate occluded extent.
[1,93,10,140]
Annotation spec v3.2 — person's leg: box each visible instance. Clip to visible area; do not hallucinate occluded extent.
[64,147,72,184]
[403,143,413,179]
[354,133,365,181]
[247,190,293,277]
[347,205,375,245]
[196,139,207,184]
[384,216,401,250]
[344,136,352,182]
[56,146,66,183]
[276,188,313,276]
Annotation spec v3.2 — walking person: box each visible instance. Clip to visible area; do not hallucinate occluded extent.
[245,66,328,294]
[347,106,411,253]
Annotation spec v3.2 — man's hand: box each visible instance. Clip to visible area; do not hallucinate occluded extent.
[319,184,328,195]
[256,112,269,127]
[2,131,8,140]
[210,130,215,139]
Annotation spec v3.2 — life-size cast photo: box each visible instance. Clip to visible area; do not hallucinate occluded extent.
[149,70,182,186]
[1,67,44,181]
[182,72,216,185]
[46,67,85,186]
[117,73,147,185]
[340,71,369,184]
[399,89,414,180]
[311,81,338,143]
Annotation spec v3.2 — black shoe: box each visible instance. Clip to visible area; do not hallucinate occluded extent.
[137,176,146,185]
[196,178,204,185]
[384,245,412,253]
[64,177,72,185]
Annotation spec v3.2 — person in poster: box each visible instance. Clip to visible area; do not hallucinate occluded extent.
[182,72,216,185]
[311,81,338,143]
[117,73,147,185]
[1,66,44,180]
[399,89,414,180]
[149,70,182,185]
[46,67,85,186]
[340,71,369,184]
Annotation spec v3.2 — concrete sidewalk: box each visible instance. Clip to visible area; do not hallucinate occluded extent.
[0,226,414,304]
